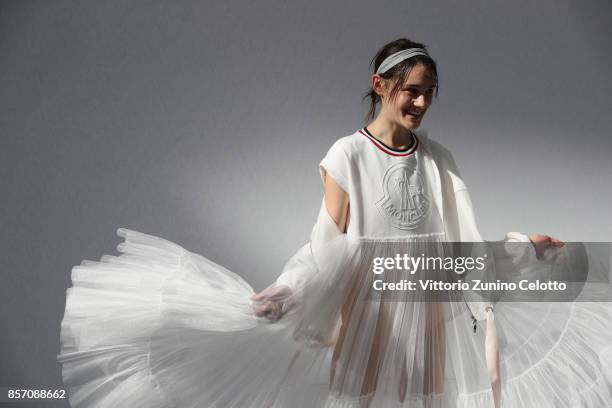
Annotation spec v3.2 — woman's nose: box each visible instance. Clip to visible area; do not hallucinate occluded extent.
[413,95,427,108]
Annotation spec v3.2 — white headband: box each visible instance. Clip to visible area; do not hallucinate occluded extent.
[376,48,430,74]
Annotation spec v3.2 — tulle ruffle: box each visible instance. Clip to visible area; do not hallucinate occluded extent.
[58,229,612,407]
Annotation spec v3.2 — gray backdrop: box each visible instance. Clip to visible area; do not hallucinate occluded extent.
[1,1,611,406]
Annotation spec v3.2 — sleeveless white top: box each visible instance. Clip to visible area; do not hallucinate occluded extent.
[319,127,444,239]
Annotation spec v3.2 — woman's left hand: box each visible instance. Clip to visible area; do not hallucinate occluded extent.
[529,234,564,259]
[250,284,295,321]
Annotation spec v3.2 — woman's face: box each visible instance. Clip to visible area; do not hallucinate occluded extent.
[379,63,436,130]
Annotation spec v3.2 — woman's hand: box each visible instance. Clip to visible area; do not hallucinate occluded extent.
[529,234,564,259]
[250,284,295,321]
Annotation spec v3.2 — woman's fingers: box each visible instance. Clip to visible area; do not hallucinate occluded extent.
[250,285,292,302]
[529,234,565,259]
[250,285,295,321]
[250,285,275,301]
[253,301,283,321]
[254,301,272,316]
[551,238,565,247]
[250,292,265,301]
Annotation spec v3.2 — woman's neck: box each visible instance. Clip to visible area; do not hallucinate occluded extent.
[366,120,415,150]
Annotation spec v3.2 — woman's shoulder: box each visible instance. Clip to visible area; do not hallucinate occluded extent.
[319,131,363,192]
[323,129,366,160]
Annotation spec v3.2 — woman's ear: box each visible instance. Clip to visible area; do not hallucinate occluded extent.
[371,74,387,98]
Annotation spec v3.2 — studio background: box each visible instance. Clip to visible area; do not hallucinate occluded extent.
[1,1,611,406]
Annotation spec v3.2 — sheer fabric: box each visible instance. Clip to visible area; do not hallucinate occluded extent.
[58,128,612,407]
[58,227,612,407]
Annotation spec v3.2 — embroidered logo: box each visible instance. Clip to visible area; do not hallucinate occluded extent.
[376,161,429,230]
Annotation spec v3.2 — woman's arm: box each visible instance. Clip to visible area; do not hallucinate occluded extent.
[252,174,349,321]
[324,174,349,233]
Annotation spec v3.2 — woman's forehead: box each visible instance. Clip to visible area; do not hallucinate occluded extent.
[402,66,436,86]
[402,75,436,87]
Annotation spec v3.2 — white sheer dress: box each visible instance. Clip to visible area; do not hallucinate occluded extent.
[58,128,612,407]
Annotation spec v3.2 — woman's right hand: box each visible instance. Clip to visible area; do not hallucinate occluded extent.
[250,284,295,321]
[529,234,564,259]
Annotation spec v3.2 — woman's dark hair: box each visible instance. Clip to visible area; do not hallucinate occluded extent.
[363,38,439,123]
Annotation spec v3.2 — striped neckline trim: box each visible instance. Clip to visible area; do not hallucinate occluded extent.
[358,127,419,157]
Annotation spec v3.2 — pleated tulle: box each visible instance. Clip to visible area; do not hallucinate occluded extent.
[58,228,612,407]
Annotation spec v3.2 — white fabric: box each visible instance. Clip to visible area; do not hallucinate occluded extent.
[277,129,534,321]
[57,128,612,407]
[274,129,533,404]
[275,198,343,292]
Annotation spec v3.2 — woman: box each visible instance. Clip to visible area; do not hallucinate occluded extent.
[58,38,612,407]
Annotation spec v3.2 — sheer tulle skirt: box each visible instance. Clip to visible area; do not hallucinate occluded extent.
[58,229,612,407]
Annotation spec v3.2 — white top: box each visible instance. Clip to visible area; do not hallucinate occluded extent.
[319,127,446,239]
[277,126,533,321]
